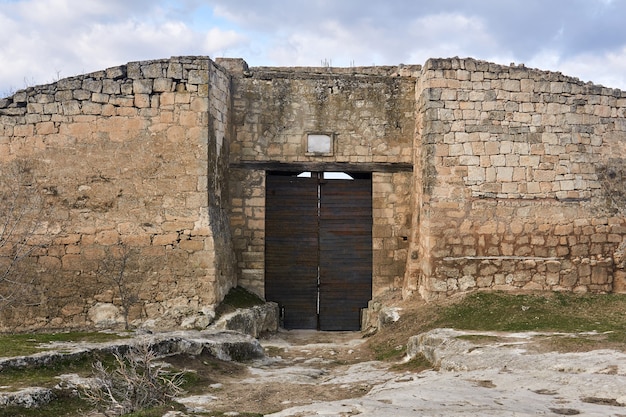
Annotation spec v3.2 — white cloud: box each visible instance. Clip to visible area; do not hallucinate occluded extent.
[556,49,626,88]
[404,13,516,67]
[73,20,194,66]
[2,0,626,94]
[0,0,248,95]
[266,20,387,67]
[525,46,626,88]
[203,27,248,56]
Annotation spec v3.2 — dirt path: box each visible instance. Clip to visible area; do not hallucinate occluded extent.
[174,330,396,415]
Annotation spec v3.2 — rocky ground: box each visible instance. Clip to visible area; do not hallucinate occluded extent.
[172,330,386,415]
[6,299,626,416]
[167,328,626,416]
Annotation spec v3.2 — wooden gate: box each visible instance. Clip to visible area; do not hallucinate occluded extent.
[265,172,372,331]
[265,174,319,329]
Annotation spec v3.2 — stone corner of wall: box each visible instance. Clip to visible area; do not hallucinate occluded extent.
[215,57,250,75]
[422,56,470,71]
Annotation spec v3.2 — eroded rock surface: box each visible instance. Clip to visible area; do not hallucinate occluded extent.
[267,329,626,417]
[6,328,626,416]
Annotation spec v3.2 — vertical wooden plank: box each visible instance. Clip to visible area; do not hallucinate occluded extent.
[265,174,319,329]
[319,178,372,331]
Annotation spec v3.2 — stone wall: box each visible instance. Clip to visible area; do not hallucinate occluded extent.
[3,54,626,331]
[226,63,419,297]
[228,64,418,163]
[372,172,412,295]
[0,57,234,330]
[228,168,266,296]
[405,58,626,300]
[207,60,238,306]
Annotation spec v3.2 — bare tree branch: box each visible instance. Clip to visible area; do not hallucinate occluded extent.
[98,244,145,330]
[0,160,46,311]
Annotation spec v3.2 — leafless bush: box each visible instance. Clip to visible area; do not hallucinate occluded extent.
[0,160,46,311]
[98,244,141,330]
[81,345,186,416]
[97,243,160,330]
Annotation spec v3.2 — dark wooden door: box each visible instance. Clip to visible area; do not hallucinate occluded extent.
[265,174,319,329]
[265,172,372,331]
[319,179,372,331]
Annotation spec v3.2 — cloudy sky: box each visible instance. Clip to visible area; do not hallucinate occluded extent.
[1,0,626,96]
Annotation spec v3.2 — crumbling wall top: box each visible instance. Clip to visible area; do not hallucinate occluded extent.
[423,57,626,97]
[239,63,421,80]
[0,56,213,109]
[215,58,250,75]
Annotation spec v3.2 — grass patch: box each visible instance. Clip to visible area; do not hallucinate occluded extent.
[371,342,406,361]
[0,331,129,357]
[390,353,433,373]
[536,334,606,353]
[368,291,626,359]
[607,331,626,344]
[123,402,188,417]
[455,334,502,343]
[264,346,286,358]
[0,392,90,417]
[215,286,265,318]
[0,353,117,390]
[433,292,626,334]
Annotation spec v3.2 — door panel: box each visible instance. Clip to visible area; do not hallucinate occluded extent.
[319,179,372,331]
[265,175,319,329]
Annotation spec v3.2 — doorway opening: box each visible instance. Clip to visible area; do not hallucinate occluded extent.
[265,171,372,331]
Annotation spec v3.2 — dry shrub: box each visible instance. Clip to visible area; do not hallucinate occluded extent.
[81,345,185,416]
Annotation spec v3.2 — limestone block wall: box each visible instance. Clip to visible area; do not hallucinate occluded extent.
[0,57,235,330]
[228,168,266,296]
[207,60,238,305]
[229,65,418,163]
[227,64,419,297]
[372,172,412,295]
[6,53,626,330]
[404,73,429,298]
[406,58,626,300]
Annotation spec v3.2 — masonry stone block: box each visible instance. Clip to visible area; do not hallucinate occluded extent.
[133,79,153,94]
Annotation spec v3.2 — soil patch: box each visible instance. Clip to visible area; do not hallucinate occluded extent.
[180,330,384,415]
[164,351,248,390]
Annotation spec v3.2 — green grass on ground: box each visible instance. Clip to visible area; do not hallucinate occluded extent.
[0,331,129,357]
[214,286,265,318]
[369,291,626,362]
[433,292,626,341]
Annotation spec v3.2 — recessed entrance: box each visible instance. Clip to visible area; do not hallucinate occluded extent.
[265,171,373,331]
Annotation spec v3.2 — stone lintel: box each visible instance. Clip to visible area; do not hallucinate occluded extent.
[230,161,414,173]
